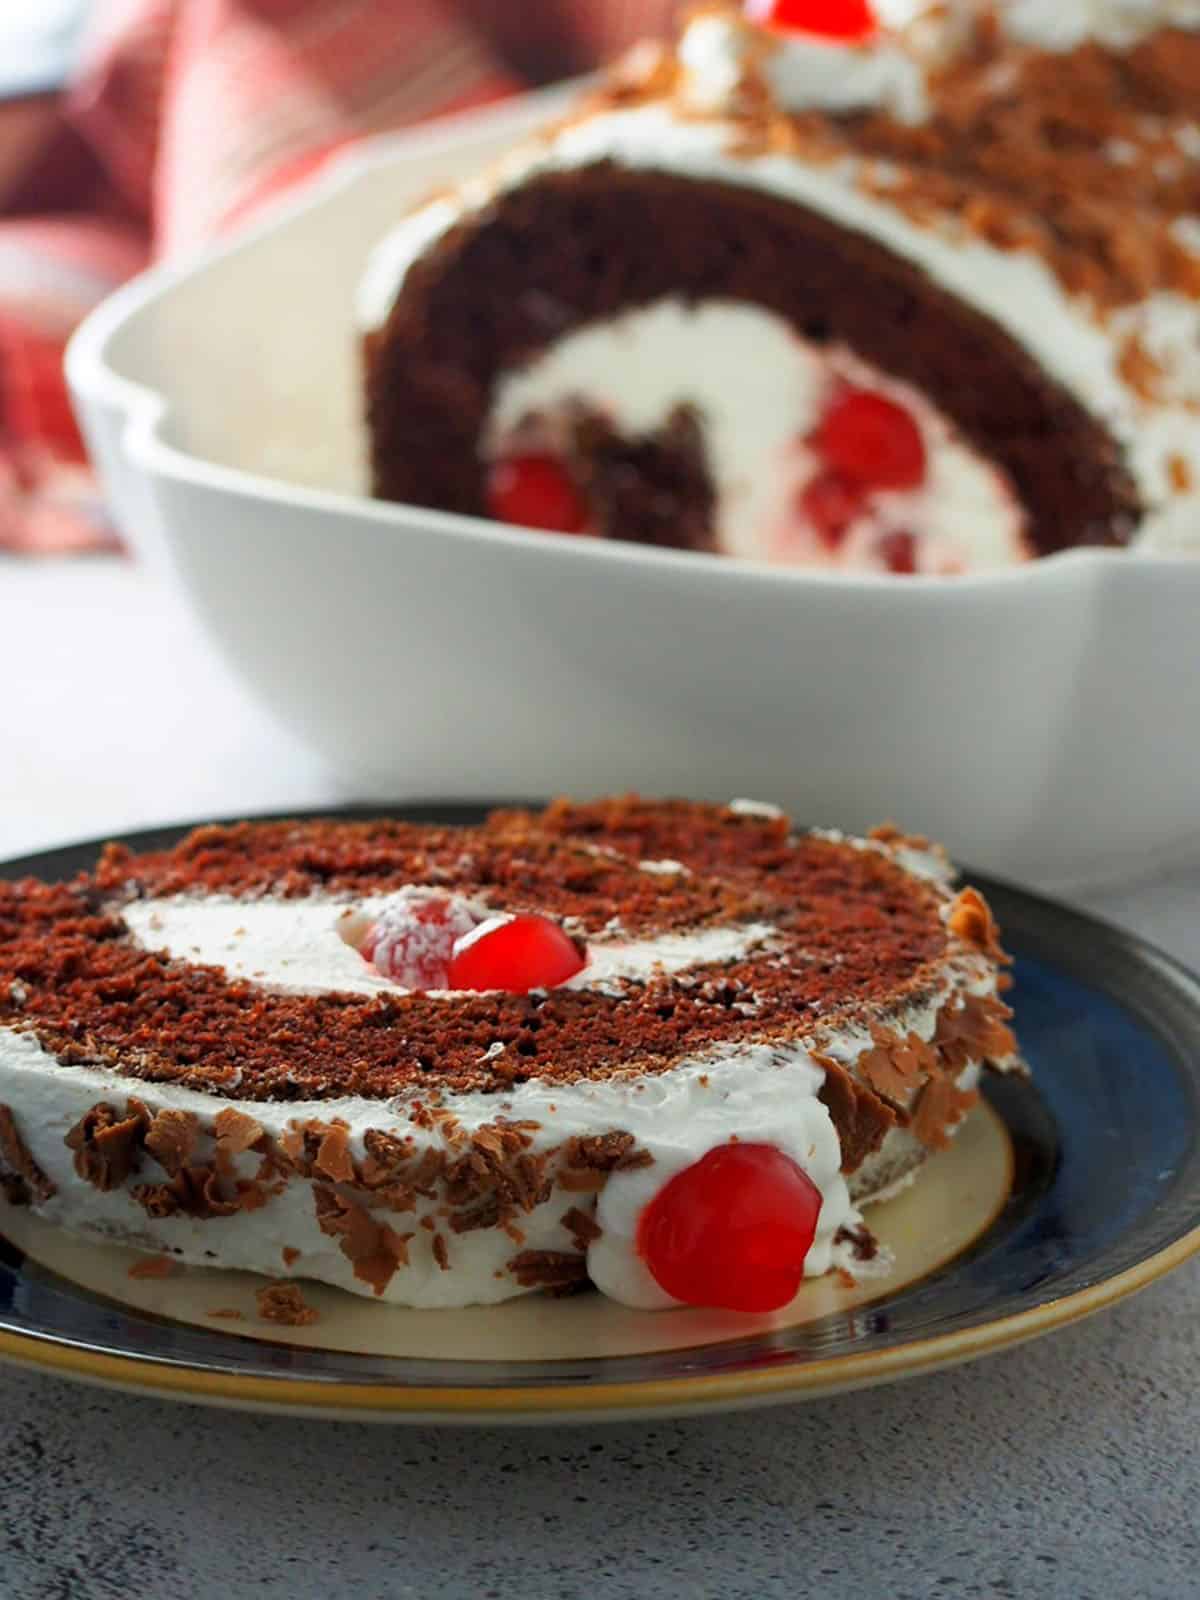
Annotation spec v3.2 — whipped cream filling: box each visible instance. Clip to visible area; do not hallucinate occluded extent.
[357,101,1200,536]
[488,299,1028,572]
[120,893,777,999]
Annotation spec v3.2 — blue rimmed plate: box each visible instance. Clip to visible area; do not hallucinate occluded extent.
[1,807,1198,1424]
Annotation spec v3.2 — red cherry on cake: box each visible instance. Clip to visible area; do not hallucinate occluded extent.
[754,0,876,42]
[812,388,927,491]
[448,913,586,993]
[878,529,918,575]
[637,1142,822,1313]
[797,469,866,549]
[486,454,590,534]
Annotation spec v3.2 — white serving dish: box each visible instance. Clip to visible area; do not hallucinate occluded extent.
[65,86,1200,889]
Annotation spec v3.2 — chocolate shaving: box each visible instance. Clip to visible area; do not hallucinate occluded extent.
[913,1074,978,1152]
[508,1249,590,1291]
[64,1099,150,1191]
[213,1107,266,1155]
[0,1103,55,1205]
[834,1223,879,1263]
[855,1028,937,1110]
[946,888,1010,965]
[144,1108,200,1177]
[556,1169,607,1193]
[440,1124,554,1235]
[131,1163,240,1220]
[562,1205,603,1251]
[276,1118,358,1183]
[361,1128,417,1178]
[868,823,932,855]
[560,1131,643,1179]
[934,993,1018,1074]
[312,1185,414,1295]
[814,1054,897,1173]
[313,1122,356,1183]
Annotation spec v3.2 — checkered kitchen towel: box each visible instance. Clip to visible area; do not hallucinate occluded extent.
[1,0,676,553]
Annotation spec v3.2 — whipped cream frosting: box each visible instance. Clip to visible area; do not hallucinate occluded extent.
[356,99,1200,539]
[999,0,1200,50]
[679,6,933,124]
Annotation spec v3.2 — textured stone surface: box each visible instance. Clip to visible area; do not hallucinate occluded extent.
[0,561,1196,1597]
[0,1273,1197,1600]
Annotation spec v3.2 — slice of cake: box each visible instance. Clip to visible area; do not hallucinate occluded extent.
[0,799,1019,1313]
[361,0,1200,573]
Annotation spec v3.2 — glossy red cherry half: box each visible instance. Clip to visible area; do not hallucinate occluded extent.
[486,454,590,534]
[637,1142,822,1313]
[756,0,877,42]
[448,913,586,993]
[812,388,927,491]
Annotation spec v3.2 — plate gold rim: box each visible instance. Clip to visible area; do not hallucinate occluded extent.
[2,1225,1197,1418]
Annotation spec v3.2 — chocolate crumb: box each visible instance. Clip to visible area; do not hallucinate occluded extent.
[562,1205,603,1251]
[256,1283,319,1326]
[127,1253,178,1280]
[835,1223,879,1263]
[508,1249,590,1291]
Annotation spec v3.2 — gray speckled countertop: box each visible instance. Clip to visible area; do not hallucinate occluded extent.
[2,1278,1196,1599]
[1,564,1197,1598]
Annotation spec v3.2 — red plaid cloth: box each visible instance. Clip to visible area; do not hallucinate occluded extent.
[1,0,676,554]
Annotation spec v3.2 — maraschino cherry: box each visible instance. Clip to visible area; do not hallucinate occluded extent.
[637,1143,822,1313]
[812,387,927,491]
[448,913,586,993]
[486,454,590,534]
[752,0,877,42]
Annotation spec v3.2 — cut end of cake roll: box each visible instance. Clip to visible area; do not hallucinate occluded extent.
[361,1,1200,573]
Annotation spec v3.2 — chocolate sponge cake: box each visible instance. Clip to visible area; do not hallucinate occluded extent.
[361,1,1200,574]
[0,799,1019,1313]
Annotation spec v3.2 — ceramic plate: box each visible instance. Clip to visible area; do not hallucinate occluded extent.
[2,808,1199,1424]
